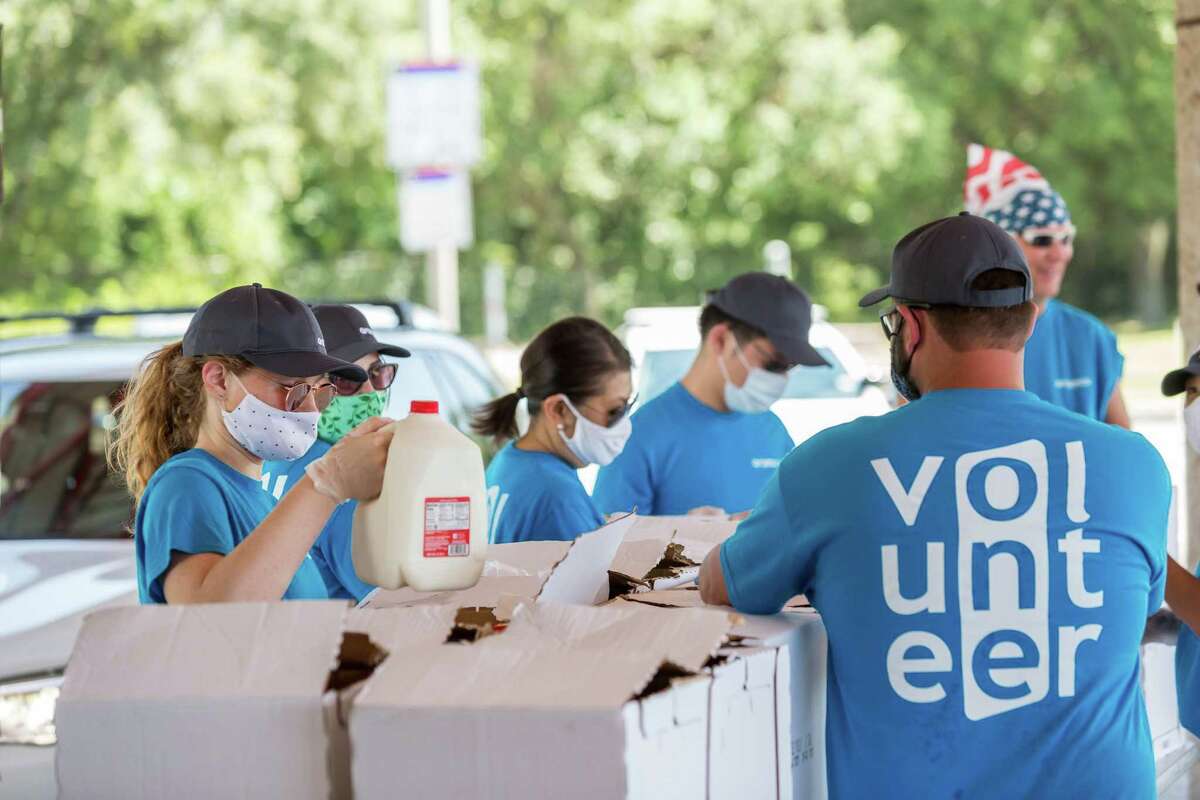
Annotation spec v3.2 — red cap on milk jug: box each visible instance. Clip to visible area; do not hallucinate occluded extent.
[410,400,439,414]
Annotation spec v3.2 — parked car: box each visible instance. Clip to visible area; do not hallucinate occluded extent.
[0,301,502,795]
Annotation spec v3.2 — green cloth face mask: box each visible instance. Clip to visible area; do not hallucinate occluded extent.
[318,391,387,444]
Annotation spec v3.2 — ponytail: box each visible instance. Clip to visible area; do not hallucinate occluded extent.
[471,317,631,446]
[108,342,248,502]
[472,390,523,443]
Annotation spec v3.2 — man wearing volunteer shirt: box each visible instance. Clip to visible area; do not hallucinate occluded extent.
[592,272,827,517]
[700,213,1168,799]
[965,144,1130,426]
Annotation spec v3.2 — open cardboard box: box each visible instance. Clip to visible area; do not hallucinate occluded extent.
[54,601,460,800]
[350,600,736,800]
[617,591,827,800]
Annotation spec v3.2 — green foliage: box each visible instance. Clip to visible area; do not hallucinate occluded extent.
[0,0,1179,338]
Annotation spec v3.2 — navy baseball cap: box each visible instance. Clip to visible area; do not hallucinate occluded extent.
[183,284,368,381]
[1162,349,1200,397]
[311,305,411,364]
[708,272,828,367]
[859,213,1033,309]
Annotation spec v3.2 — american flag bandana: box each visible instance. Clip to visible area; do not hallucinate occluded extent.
[963,144,1071,234]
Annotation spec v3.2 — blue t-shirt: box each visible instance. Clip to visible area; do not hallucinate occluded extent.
[485,442,603,544]
[719,389,1168,800]
[1024,299,1124,420]
[592,382,794,516]
[263,440,374,603]
[1176,567,1200,738]
[135,449,328,604]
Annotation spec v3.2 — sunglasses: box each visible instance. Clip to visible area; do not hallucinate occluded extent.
[1020,227,1076,248]
[256,373,337,412]
[577,394,639,427]
[329,361,398,397]
[879,302,931,340]
[741,341,793,374]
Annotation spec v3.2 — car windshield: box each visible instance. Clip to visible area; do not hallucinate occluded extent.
[636,346,857,406]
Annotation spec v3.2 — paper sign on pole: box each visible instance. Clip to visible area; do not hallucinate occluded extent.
[386,62,482,169]
[398,169,474,253]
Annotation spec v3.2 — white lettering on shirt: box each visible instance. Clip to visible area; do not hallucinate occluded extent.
[1053,378,1094,390]
[871,456,944,526]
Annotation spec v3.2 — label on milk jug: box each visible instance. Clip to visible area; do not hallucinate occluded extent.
[423,496,471,558]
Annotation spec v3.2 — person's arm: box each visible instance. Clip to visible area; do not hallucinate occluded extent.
[1104,382,1132,429]
[1167,556,1200,635]
[164,419,392,603]
[699,547,730,605]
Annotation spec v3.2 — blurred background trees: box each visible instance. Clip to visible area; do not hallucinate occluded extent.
[0,0,1179,338]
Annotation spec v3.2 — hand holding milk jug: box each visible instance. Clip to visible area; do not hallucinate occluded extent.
[351,401,488,591]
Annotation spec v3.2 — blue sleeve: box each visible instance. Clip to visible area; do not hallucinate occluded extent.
[772,413,795,453]
[719,465,814,615]
[1100,327,1125,420]
[592,436,656,516]
[1142,447,1170,615]
[313,502,375,602]
[137,469,238,603]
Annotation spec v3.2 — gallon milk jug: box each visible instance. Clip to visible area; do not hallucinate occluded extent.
[352,400,488,591]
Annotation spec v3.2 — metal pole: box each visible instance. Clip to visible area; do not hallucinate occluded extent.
[422,0,460,331]
[483,262,508,345]
[1177,0,1200,564]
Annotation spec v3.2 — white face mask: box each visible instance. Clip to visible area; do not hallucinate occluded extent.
[719,342,788,415]
[557,396,632,467]
[1186,401,1200,456]
[221,373,320,461]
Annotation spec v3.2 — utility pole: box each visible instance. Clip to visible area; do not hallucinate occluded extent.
[423,0,460,331]
[1177,0,1200,562]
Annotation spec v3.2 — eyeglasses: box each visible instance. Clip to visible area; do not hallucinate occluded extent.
[1020,227,1076,248]
[255,373,337,412]
[329,361,398,397]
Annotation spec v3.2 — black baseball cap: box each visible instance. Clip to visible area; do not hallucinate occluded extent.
[859,212,1033,309]
[311,304,411,364]
[708,272,828,367]
[182,284,368,381]
[1162,349,1200,396]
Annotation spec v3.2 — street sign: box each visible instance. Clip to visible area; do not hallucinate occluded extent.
[398,169,474,253]
[386,62,482,169]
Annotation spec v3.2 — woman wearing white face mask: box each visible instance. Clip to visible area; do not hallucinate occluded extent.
[472,317,633,544]
[111,284,394,604]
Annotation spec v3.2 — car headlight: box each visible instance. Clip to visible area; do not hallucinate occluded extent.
[0,675,61,746]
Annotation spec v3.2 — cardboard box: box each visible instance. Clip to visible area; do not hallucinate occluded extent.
[350,600,734,800]
[618,592,827,800]
[708,646,792,800]
[55,601,359,800]
[54,601,470,800]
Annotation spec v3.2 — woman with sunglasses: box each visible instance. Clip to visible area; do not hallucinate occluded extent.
[261,304,408,601]
[112,285,394,604]
[473,317,633,544]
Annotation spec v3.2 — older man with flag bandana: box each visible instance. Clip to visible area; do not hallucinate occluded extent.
[965,144,1131,427]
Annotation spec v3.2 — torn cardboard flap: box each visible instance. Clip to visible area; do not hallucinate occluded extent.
[618,586,811,613]
[535,512,636,605]
[625,514,739,562]
[358,639,664,710]
[482,541,572,577]
[60,600,350,699]
[497,600,734,674]
[344,604,461,651]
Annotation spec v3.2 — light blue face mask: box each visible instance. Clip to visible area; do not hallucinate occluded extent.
[718,342,788,414]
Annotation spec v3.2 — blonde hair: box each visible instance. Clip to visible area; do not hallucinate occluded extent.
[109,342,250,502]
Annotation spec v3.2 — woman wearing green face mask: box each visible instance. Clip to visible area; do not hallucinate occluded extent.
[261,304,409,600]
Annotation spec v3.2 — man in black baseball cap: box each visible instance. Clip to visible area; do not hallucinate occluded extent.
[261,303,411,601]
[700,212,1171,799]
[183,284,367,382]
[592,270,826,519]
